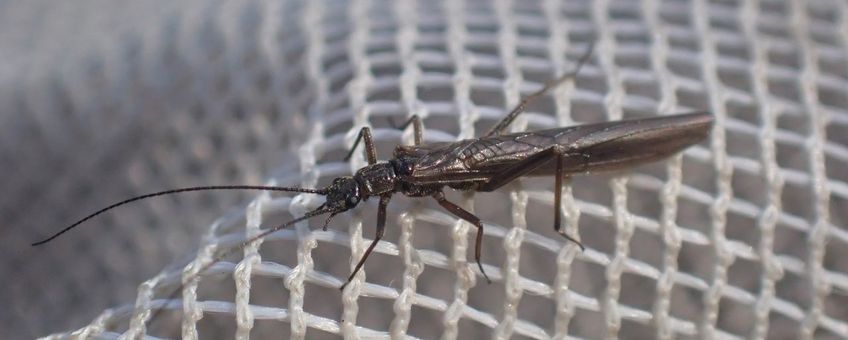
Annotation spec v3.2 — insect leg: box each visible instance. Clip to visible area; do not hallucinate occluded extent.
[388,115,423,146]
[432,191,492,284]
[344,126,378,164]
[483,43,594,137]
[341,194,391,290]
[477,146,585,250]
[554,152,584,250]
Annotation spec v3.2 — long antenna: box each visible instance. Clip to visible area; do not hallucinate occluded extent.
[31,185,326,246]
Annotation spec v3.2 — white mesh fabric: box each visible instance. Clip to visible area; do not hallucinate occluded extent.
[7,0,847,339]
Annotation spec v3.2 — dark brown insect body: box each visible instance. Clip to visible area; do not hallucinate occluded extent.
[329,110,712,286]
[33,43,713,298]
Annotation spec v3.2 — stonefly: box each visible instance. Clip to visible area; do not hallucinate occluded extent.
[33,43,713,292]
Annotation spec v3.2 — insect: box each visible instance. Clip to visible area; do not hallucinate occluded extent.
[33,43,712,296]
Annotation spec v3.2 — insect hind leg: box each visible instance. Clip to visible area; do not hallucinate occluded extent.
[554,151,584,251]
[478,146,585,251]
[483,43,594,138]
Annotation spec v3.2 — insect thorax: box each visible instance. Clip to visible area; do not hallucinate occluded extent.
[354,163,399,197]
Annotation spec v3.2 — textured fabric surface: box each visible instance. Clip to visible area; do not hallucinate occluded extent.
[5,0,847,339]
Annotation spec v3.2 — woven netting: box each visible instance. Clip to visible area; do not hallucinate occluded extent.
[10,0,847,339]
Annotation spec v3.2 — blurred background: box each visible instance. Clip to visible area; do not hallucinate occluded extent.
[2,1,309,337]
[2,0,847,339]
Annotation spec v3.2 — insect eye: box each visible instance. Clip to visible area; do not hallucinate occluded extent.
[347,196,358,206]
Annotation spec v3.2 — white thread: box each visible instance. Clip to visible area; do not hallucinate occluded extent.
[541,1,581,339]
[790,2,833,339]
[291,3,330,339]
[692,1,735,338]
[642,0,684,338]
[592,1,631,338]
[340,1,373,338]
[390,211,425,338]
[233,190,269,339]
[741,2,786,339]
[441,1,476,339]
[493,0,524,338]
[389,1,423,337]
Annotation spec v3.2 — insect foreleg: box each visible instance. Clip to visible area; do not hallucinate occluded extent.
[344,126,378,164]
[388,115,423,146]
[433,191,492,284]
[340,194,391,290]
